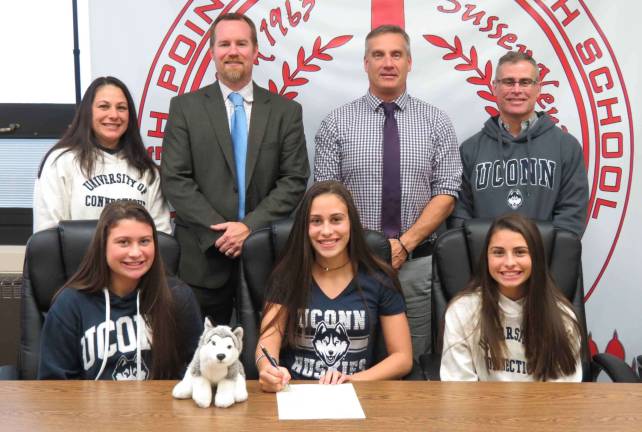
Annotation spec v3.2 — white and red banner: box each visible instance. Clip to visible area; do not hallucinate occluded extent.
[90,1,640,370]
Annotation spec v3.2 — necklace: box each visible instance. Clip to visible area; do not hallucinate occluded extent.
[316,260,350,272]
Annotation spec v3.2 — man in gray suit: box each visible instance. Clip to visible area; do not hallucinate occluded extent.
[161,13,309,324]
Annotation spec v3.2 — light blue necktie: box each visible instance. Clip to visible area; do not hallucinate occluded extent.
[228,92,247,219]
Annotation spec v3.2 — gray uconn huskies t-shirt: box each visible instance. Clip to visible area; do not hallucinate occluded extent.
[280,270,405,380]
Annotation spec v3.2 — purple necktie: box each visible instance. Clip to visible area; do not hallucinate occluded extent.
[381,102,401,238]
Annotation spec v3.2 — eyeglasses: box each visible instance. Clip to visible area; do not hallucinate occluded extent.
[495,78,538,88]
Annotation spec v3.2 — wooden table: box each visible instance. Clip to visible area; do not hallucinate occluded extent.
[0,380,640,431]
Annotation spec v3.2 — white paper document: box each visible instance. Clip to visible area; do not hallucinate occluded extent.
[276,383,366,420]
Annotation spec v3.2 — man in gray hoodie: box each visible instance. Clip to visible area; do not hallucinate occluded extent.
[452,51,589,237]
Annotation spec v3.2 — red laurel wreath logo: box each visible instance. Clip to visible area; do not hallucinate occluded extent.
[139,1,634,297]
[424,35,498,117]
[423,3,566,130]
[138,0,634,361]
[268,35,353,99]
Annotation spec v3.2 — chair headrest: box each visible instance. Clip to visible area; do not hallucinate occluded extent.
[59,220,97,277]
[271,219,294,258]
[463,218,556,274]
[364,230,392,262]
[157,232,180,275]
[241,217,393,324]
[58,219,180,276]
[25,227,66,312]
[267,218,391,263]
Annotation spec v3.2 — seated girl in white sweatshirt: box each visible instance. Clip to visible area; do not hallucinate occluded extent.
[440,213,582,382]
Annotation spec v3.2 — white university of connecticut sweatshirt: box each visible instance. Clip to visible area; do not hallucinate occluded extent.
[33,148,171,233]
[440,290,582,382]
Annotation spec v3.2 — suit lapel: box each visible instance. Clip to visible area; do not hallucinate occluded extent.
[246,83,270,189]
[203,82,236,178]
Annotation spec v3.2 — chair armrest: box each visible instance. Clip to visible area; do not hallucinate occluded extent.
[0,365,19,380]
[593,353,640,383]
[419,352,441,381]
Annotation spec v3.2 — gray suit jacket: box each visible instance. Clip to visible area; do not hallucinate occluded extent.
[161,81,309,289]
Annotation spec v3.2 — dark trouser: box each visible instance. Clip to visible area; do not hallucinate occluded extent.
[398,255,432,363]
[189,263,238,326]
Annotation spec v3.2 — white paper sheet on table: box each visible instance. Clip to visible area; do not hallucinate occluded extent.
[276,383,366,420]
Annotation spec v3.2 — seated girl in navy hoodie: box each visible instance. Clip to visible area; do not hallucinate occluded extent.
[38,201,202,380]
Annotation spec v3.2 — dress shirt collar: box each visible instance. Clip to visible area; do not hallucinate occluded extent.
[498,111,539,134]
[365,90,410,113]
[219,80,254,104]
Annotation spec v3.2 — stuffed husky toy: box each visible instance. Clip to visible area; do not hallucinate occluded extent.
[172,318,248,408]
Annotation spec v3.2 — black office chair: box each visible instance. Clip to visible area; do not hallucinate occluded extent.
[239,219,392,379]
[0,220,180,380]
[420,219,639,382]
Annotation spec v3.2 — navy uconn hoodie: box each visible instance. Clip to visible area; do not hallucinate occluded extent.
[452,113,588,237]
[38,278,202,380]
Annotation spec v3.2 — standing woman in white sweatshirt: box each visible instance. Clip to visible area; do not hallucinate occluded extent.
[440,213,582,382]
[34,76,171,233]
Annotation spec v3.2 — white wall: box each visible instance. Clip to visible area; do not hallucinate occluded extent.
[0,1,92,103]
[0,1,92,208]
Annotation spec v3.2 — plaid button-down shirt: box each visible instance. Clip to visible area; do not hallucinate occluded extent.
[314,91,462,237]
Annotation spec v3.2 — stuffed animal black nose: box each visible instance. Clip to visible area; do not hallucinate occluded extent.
[217,353,226,361]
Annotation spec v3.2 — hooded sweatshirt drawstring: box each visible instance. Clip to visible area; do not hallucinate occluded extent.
[136,291,142,379]
[524,127,533,199]
[95,288,142,380]
[94,289,111,380]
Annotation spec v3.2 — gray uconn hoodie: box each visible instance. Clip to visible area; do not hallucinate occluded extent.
[452,113,588,237]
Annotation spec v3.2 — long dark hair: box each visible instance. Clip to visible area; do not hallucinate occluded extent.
[61,201,179,379]
[38,76,157,181]
[261,180,401,346]
[459,213,580,380]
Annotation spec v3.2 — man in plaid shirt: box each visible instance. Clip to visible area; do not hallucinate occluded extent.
[314,25,462,364]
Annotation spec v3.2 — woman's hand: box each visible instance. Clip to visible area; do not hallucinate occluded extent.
[259,365,291,392]
[318,368,350,385]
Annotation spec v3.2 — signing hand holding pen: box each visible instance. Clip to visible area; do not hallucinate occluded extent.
[257,344,291,393]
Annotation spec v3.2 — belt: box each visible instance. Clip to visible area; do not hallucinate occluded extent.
[407,240,434,260]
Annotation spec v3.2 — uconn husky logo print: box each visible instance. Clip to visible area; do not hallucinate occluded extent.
[507,189,523,210]
[290,307,369,379]
[313,322,350,367]
[112,354,149,380]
